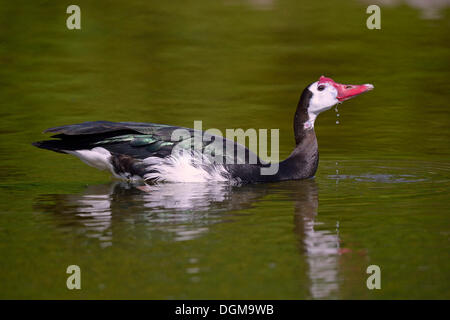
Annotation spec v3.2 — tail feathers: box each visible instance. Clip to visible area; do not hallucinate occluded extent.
[32,140,70,154]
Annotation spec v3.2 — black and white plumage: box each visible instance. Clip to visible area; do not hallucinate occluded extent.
[33,77,373,184]
[33,121,261,183]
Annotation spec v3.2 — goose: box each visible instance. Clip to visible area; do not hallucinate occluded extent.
[33,76,373,184]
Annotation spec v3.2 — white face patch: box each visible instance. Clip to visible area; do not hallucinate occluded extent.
[305,81,339,128]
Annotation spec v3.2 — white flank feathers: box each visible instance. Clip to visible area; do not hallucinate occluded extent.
[66,148,231,183]
[65,147,114,172]
[143,151,230,183]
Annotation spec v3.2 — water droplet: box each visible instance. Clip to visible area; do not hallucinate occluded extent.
[336,120,340,124]
[336,113,340,117]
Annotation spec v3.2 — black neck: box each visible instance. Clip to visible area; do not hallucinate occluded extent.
[274,87,319,180]
[233,86,319,183]
[273,128,318,181]
[294,86,313,145]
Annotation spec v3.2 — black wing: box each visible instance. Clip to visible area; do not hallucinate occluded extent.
[33,121,261,164]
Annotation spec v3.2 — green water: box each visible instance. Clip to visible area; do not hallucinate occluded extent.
[0,0,449,299]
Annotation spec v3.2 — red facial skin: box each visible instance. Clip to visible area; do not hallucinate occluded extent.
[318,76,374,102]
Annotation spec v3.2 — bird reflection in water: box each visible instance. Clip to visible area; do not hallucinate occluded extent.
[35,180,343,299]
[284,181,340,299]
[34,182,264,245]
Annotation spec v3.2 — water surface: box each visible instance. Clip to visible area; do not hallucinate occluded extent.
[0,0,449,299]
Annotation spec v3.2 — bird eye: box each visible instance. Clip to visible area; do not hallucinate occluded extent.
[317,85,325,91]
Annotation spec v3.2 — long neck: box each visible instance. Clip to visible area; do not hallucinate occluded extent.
[274,128,318,181]
[247,88,318,183]
[275,88,319,181]
[293,93,312,145]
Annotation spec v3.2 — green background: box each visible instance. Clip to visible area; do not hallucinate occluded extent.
[0,0,448,299]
